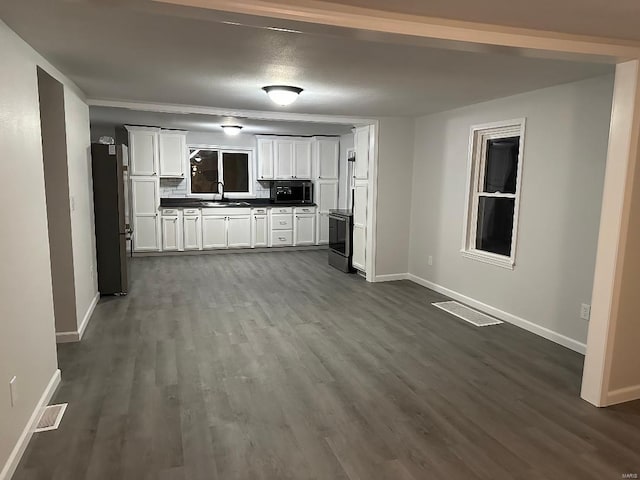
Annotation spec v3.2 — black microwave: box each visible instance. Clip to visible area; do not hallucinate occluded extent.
[270,180,314,204]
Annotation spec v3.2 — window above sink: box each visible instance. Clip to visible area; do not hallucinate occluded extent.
[188,145,255,199]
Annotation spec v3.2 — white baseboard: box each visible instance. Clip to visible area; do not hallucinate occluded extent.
[0,369,61,480]
[56,291,99,343]
[406,273,587,355]
[374,273,409,282]
[606,384,640,406]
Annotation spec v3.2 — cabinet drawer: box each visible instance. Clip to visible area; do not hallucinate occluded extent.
[183,208,200,216]
[294,206,316,214]
[202,207,249,216]
[271,230,293,246]
[272,207,292,214]
[271,214,292,230]
[162,209,179,216]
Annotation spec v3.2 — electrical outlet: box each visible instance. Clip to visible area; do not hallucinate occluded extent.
[428,256,433,266]
[580,303,591,321]
[9,376,17,407]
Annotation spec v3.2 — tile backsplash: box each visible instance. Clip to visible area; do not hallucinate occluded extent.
[160,178,271,198]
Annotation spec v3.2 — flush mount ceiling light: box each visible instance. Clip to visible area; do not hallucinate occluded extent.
[262,85,303,106]
[221,125,243,136]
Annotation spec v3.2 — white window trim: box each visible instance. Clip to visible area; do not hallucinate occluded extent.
[461,118,526,270]
[186,144,256,199]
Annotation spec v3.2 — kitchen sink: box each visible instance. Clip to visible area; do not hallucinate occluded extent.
[200,201,251,207]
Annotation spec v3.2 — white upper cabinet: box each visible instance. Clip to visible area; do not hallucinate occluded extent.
[275,140,294,179]
[257,138,275,180]
[354,126,370,180]
[294,141,312,179]
[158,130,186,178]
[314,138,339,180]
[128,127,159,176]
[316,181,339,213]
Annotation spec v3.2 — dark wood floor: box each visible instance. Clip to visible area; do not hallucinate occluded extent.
[14,250,640,479]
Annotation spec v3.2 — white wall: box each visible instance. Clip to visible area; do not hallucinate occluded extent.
[65,90,99,332]
[374,118,415,276]
[0,20,60,478]
[408,75,614,348]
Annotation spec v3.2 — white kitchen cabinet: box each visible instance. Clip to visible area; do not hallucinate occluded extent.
[317,212,330,244]
[354,125,370,180]
[294,141,312,179]
[202,215,227,249]
[275,140,295,179]
[227,215,251,248]
[352,180,368,272]
[316,181,339,213]
[295,213,316,245]
[183,210,202,250]
[161,214,181,251]
[128,127,159,176]
[257,138,275,180]
[252,208,268,247]
[159,130,186,178]
[131,176,160,252]
[314,137,339,180]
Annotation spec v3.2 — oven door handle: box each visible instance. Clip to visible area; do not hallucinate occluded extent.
[329,214,346,221]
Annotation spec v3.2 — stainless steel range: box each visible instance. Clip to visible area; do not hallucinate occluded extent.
[328,209,354,273]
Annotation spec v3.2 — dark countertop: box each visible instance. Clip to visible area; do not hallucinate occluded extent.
[160,198,316,208]
[329,209,353,217]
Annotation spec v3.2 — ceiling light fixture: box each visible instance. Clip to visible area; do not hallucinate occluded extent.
[262,85,303,106]
[221,125,243,136]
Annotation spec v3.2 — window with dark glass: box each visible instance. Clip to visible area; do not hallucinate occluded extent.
[188,147,252,195]
[222,152,250,192]
[463,120,525,267]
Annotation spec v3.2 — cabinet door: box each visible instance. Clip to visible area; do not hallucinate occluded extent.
[183,215,202,250]
[294,141,312,179]
[131,177,160,251]
[227,215,251,248]
[257,139,274,180]
[162,216,180,251]
[295,214,315,245]
[129,129,158,176]
[317,212,330,245]
[275,140,294,179]
[316,138,339,180]
[353,182,368,227]
[202,215,227,249]
[253,214,268,247]
[316,181,339,213]
[354,126,370,180]
[352,225,366,271]
[159,131,186,178]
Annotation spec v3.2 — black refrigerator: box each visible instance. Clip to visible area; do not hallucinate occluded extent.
[91,143,130,295]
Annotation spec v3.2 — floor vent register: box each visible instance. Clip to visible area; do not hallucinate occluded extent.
[34,403,68,432]
[432,301,504,327]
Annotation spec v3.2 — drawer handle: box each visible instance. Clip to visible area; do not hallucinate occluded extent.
[278,237,286,241]
[280,221,286,225]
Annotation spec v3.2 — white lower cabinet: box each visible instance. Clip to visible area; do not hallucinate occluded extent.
[294,207,316,245]
[183,210,202,250]
[252,208,269,248]
[271,230,293,246]
[227,215,251,248]
[269,207,293,247]
[161,213,181,251]
[317,212,330,245]
[352,225,366,271]
[202,215,227,249]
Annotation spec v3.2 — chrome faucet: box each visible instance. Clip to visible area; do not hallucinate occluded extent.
[217,181,226,202]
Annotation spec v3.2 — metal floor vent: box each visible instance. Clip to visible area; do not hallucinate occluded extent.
[432,301,503,327]
[34,403,68,432]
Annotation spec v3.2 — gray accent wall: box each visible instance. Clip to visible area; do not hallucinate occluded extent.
[408,74,615,346]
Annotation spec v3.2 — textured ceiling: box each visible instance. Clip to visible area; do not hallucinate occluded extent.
[0,0,613,117]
